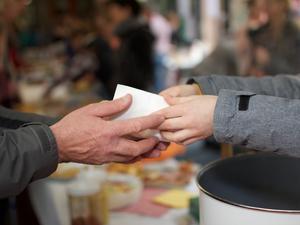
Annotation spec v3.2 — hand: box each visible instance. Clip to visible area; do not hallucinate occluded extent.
[51,95,166,165]
[160,85,200,99]
[156,95,217,145]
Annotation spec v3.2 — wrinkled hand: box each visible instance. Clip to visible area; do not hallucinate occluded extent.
[51,95,166,165]
[157,95,217,145]
[160,85,200,99]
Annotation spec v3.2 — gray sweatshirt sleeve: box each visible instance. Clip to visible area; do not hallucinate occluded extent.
[194,75,300,99]
[214,89,300,157]
[0,123,58,198]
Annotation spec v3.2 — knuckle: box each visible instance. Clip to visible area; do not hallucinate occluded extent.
[130,146,140,157]
[166,121,174,130]
[173,136,182,143]
[131,122,143,133]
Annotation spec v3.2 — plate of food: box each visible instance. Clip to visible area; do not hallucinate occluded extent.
[106,174,143,210]
[141,159,200,188]
[50,163,86,180]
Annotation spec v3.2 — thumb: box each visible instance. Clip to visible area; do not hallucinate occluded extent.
[87,94,132,117]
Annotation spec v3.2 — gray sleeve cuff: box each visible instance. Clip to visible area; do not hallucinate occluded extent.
[213,89,300,157]
[213,89,256,144]
[21,123,59,180]
[190,76,219,95]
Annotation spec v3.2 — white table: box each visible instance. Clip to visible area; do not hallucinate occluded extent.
[29,177,199,225]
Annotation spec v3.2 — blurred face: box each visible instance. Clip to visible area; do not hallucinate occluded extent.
[249,0,268,20]
[3,0,29,22]
[266,0,288,19]
[108,4,131,27]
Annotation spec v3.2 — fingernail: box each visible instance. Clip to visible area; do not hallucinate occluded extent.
[122,94,131,101]
[152,150,161,158]
[119,94,132,105]
[157,143,168,151]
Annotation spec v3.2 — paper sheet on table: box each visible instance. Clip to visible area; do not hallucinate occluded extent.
[113,85,169,140]
[153,189,195,209]
[118,188,169,217]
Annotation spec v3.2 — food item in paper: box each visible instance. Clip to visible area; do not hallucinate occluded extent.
[107,181,133,194]
[105,174,143,210]
[106,161,197,188]
[142,162,196,188]
[106,163,143,177]
[51,163,84,180]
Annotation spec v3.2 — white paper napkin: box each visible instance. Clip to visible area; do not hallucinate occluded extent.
[113,84,169,140]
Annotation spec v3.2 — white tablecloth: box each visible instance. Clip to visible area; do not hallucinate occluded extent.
[29,178,199,225]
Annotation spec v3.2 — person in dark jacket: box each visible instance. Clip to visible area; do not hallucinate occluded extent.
[106,0,155,92]
[112,19,155,91]
[0,95,166,198]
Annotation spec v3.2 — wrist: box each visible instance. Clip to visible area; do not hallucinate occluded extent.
[209,96,218,135]
[50,124,67,163]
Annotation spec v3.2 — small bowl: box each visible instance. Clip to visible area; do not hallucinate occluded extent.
[106,174,143,210]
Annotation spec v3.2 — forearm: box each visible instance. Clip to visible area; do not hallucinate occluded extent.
[0,123,58,197]
[213,90,300,157]
[193,75,300,99]
[0,106,59,130]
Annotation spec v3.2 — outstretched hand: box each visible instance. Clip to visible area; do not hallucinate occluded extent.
[156,95,217,145]
[51,95,167,165]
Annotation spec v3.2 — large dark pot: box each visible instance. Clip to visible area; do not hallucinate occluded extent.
[197,153,300,225]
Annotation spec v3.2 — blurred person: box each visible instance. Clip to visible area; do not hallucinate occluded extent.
[166,11,188,46]
[0,0,29,107]
[111,17,155,92]
[106,0,142,29]
[247,0,300,76]
[191,0,300,77]
[0,24,18,107]
[106,0,155,92]
[144,5,173,92]
[89,12,115,98]
[44,28,98,97]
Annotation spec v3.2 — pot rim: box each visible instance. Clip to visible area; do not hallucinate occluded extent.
[197,153,300,214]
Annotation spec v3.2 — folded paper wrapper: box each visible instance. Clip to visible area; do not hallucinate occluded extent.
[113,85,169,141]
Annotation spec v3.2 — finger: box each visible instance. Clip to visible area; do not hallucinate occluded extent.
[114,114,164,136]
[158,117,186,131]
[165,96,199,105]
[183,137,201,146]
[161,130,197,144]
[117,137,159,157]
[155,105,184,119]
[122,156,143,164]
[109,155,136,164]
[87,95,132,117]
[157,142,170,151]
[142,150,161,158]
[160,87,179,98]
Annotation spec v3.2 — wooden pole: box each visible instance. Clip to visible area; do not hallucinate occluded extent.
[221,143,233,159]
[68,0,77,15]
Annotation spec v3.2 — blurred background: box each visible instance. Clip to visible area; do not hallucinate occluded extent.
[1,0,300,225]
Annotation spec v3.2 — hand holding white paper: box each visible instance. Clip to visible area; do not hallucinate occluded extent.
[113,85,169,140]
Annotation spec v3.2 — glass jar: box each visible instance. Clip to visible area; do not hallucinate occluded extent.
[68,168,109,225]
[79,169,109,225]
[68,181,101,225]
